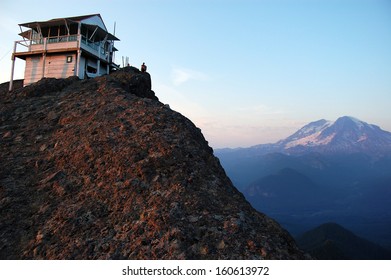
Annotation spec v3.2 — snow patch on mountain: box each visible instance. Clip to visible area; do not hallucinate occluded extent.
[348,116,365,129]
[285,132,336,149]
[357,135,368,143]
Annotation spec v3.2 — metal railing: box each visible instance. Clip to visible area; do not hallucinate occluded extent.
[80,35,107,56]
[29,34,78,45]
[13,34,111,61]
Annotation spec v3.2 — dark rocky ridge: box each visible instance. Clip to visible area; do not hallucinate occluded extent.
[0,67,307,259]
[296,223,391,260]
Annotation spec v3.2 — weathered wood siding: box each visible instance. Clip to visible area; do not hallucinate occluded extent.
[24,56,43,86]
[24,53,76,86]
[44,54,76,78]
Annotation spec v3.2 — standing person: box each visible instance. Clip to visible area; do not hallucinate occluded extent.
[141,62,147,72]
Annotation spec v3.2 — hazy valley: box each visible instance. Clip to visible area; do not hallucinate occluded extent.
[216,116,391,258]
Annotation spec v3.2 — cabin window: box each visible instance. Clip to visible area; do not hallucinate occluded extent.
[66,56,73,63]
[86,65,97,74]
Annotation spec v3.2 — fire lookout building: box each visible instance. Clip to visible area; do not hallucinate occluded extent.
[9,14,119,91]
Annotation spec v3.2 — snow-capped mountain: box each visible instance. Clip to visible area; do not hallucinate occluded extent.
[218,116,391,157]
[278,116,391,155]
[214,116,391,248]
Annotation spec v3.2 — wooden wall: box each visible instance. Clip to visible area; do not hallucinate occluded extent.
[44,54,76,78]
[24,56,43,86]
[24,53,76,85]
[23,52,109,86]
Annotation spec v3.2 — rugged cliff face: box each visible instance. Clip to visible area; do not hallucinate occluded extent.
[0,67,307,259]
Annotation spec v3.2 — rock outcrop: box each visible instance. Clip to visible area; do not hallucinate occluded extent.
[0,67,307,259]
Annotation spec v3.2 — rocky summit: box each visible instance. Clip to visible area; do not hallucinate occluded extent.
[0,67,306,259]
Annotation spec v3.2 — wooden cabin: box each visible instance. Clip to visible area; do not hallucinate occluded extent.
[9,14,119,90]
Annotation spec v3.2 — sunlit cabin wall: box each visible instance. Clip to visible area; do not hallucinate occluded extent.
[24,53,77,86]
[44,54,76,78]
[24,55,44,86]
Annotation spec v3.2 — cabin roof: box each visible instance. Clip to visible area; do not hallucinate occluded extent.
[19,14,102,28]
[18,14,119,41]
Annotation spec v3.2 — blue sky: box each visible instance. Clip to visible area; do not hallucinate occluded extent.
[1,0,390,148]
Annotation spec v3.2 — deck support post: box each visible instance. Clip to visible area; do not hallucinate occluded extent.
[9,41,17,92]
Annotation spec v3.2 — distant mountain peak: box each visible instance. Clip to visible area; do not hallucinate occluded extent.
[215,116,391,158]
[337,115,363,122]
[330,116,372,131]
[281,119,333,149]
[279,116,391,155]
[283,119,331,140]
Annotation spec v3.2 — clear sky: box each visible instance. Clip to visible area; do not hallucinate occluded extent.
[1,0,390,148]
